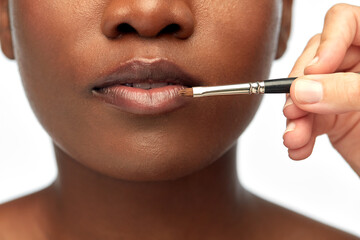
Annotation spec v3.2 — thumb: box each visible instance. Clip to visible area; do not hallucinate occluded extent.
[290,72,360,114]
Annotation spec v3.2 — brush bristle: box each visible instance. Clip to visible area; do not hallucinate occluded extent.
[178,88,194,97]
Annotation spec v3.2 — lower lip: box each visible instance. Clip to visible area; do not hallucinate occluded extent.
[93,85,189,115]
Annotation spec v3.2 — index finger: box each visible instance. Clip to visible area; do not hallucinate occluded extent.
[305,3,360,75]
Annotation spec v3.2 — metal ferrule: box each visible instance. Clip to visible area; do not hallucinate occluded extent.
[192,82,265,97]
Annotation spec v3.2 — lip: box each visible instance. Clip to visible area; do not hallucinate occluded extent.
[92,58,202,115]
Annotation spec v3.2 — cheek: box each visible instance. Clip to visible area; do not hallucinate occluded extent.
[9,0,103,137]
[193,0,281,82]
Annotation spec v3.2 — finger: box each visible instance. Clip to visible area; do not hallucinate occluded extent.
[305,4,360,75]
[283,96,308,120]
[290,72,360,114]
[312,113,337,137]
[283,114,314,150]
[288,135,316,161]
[285,114,336,161]
[347,62,360,73]
[289,34,321,77]
[337,45,360,71]
[284,35,321,119]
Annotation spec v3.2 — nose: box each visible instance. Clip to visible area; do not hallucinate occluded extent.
[101,0,195,39]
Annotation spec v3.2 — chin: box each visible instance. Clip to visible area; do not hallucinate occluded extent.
[77,151,216,182]
[53,135,216,182]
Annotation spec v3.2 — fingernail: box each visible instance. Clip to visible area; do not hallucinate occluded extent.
[284,121,296,135]
[306,56,319,67]
[294,79,323,104]
[283,97,293,110]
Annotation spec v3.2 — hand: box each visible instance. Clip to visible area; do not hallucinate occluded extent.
[283,3,360,176]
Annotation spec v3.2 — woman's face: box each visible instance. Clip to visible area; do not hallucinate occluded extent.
[2,0,289,181]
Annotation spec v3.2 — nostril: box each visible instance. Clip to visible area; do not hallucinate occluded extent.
[158,24,181,36]
[116,23,137,35]
[113,23,182,38]
[101,1,194,40]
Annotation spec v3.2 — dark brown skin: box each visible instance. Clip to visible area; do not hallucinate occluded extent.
[0,0,358,239]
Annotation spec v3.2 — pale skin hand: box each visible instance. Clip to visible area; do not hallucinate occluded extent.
[283,3,360,176]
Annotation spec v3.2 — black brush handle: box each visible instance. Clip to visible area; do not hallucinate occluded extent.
[264,77,296,93]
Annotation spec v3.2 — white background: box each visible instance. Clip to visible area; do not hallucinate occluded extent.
[1,0,360,237]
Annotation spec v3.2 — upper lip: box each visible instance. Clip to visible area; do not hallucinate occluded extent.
[93,58,203,90]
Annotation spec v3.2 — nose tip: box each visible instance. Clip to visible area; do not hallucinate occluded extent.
[101,1,195,39]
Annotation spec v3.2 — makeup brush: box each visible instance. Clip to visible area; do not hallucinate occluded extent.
[179,77,296,97]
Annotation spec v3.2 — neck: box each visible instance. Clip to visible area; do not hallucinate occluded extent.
[45,144,246,239]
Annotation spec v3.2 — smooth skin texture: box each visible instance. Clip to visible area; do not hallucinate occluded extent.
[0,0,358,239]
[283,3,360,176]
